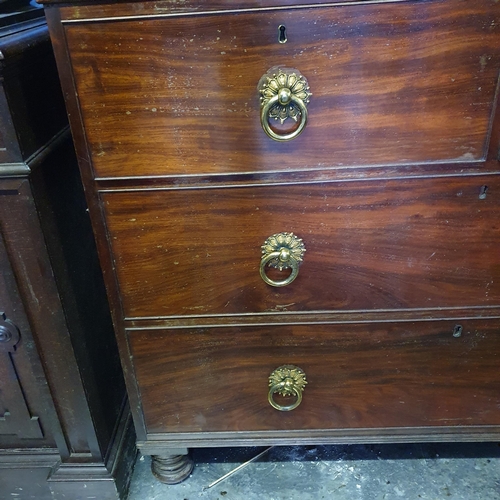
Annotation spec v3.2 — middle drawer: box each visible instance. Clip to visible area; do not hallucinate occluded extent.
[102,175,500,319]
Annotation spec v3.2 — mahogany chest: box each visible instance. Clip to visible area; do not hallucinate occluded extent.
[43,0,500,483]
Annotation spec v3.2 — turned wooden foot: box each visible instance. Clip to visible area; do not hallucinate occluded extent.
[151,453,194,484]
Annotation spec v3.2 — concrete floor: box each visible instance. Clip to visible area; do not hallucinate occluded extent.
[126,442,500,499]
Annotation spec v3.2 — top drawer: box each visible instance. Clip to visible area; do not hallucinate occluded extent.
[65,0,500,178]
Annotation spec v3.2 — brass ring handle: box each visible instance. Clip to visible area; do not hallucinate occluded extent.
[260,94,308,142]
[260,232,306,287]
[258,68,311,142]
[268,383,303,411]
[260,250,300,287]
[268,365,307,412]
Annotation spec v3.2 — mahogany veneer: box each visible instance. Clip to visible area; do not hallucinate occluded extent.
[63,1,499,178]
[42,0,500,484]
[103,177,500,317]
[129,321,500,434]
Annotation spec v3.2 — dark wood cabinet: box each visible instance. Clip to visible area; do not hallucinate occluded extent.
[0,10,135,499]
[41,0,500,485]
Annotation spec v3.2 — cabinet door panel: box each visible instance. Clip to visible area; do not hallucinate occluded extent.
[0,231,46,442]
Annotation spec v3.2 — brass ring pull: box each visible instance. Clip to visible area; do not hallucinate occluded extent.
[260,250,300,287]
[260,232,305,287]
[268,384,302,411]
[268,365,307,412]
[260,94,308,142]
[258,68,311,142]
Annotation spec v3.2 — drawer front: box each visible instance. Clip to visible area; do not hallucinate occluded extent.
[103,176,500,318]
[128,320,500,434]
[66,0,500,178]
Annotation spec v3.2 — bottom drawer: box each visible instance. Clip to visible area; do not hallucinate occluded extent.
[128,321,500,435]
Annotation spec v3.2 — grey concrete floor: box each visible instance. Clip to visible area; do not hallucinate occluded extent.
[126,443,500,499]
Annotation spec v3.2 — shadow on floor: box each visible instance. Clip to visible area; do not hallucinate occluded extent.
[127,443,500,500]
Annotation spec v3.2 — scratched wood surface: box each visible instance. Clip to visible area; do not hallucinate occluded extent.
[102,175,500,318]
[128,320,500,433]
[64,0,500,178]
[56,0,404,14]
[44,0,500,452]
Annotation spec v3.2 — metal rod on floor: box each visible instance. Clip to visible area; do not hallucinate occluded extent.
[203,447,273,490]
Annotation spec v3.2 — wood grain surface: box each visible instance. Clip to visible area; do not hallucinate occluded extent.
[64,0,500,178]
[44,0,500,451]
[128,320,500,433]
[102,175,500,318]
[56,0,407,14]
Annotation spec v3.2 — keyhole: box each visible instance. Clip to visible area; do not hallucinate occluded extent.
[453,325,463,338]
[278,25,287,44]
[479,185,488,199]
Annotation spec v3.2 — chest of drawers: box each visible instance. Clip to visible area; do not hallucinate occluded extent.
[43,0,500,483]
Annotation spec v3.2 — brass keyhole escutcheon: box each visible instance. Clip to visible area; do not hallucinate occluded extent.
[260,232,306,287]
[258,67,311,141]
[268,365,307,411]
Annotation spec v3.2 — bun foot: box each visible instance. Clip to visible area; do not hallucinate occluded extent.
[151,453,194,484]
